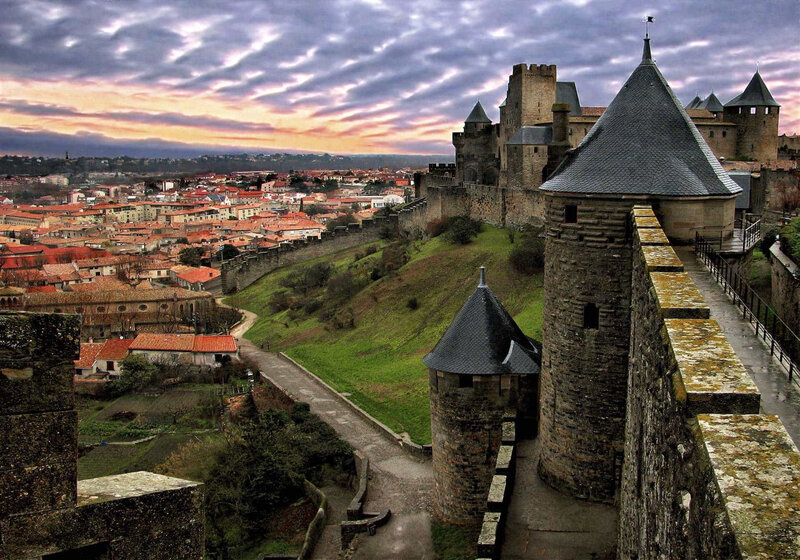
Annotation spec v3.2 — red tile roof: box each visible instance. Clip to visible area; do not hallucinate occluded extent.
[97,338,134,360]
[193,335,237,353]
[75,342,104,369]
[177,266,221,285]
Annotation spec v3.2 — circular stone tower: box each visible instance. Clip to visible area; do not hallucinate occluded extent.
[536,37,742,502]
[722,71,780,162]
[424,268,540,524]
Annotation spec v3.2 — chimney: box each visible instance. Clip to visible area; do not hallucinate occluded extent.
[546,103,572,179]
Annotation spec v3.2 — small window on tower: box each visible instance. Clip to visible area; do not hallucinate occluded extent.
[564,204,578,223]
[534,147,538,153]
[583,303,599,329]
[722,130,727,138]
[750,107,757,115]
[710,130,714,138]
[459,375,473,388]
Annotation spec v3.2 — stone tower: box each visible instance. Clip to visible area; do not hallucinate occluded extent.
[424,268,540,524]
[499,64,558,174]
[453,102,499,185]
[536,37,742,502]
[723,71,780,161]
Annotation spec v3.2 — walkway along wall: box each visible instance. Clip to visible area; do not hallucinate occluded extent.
[219,216,390,293]
[617,207,800,559]
[770,241,800,353]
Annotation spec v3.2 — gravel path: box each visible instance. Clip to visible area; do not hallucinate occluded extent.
[230,308,435,559]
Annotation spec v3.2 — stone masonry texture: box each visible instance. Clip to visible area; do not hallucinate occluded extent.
[538,194,633,501]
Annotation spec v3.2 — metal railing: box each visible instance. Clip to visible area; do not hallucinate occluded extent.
[695,234,799,387]
[741,219,762,252]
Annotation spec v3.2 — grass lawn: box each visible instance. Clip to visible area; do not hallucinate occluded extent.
[227,226,544,444]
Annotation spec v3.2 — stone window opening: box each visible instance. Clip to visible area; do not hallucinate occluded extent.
[709,130,714,138]
[583,303,599,329]
[564,204,578,223]
[750,107,757,115]
[722,130,727,138]
[534,147,538,153]
[459,374,473,388]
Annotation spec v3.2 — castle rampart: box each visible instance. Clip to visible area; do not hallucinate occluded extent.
[618,207,799,558]
[219,216,390,293]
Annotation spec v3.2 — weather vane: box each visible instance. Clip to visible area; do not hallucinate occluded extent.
[643,15,654,38]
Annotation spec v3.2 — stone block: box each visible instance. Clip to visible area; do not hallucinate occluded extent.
[501,422,515,445]
[0,462,77,517]
[697,415,800,560]
[634,215,661,229]
[649,272,710,319]
[636,226,670,246]
[0,312,79,415]
[0,410,77,469]
[495,445,514,474]
[477,511,501,558]
[665,319,760,414]
[641,244,684,272]
[487,475,507,511]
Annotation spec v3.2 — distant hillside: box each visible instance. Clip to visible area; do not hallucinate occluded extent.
[0,152,453,177]
[226,226,543,443]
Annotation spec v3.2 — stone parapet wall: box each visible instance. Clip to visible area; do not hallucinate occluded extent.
[770,242,800,345]
[0,311,205,559]
[618,206,799,559]
[220,216,389,293]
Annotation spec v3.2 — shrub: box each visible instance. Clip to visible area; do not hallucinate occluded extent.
[381,241,409,272]
[425,216,450,238]
[268,290,294,313]
[327,270,366,301]
[406,297,419,310]
[509,235,545,275]
[760,229,778,261]
[281,262,332,295]
[779,217,800,265]
[106,354,159,396]
[445,216,482,245]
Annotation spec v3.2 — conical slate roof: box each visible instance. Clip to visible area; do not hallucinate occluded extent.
[540,39,742,197]
[423,268,541,376]
[725,71,780,107]
[686,95,702,110]
[465,101,491,123]
[698,92,724,112]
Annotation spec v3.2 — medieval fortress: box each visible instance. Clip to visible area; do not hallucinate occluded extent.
[418,37,799,558]
[412,40,782,232]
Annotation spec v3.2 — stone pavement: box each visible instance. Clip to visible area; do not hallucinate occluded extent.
[502,439,617,559]
[230,311,435,559]
[677,247,800,445]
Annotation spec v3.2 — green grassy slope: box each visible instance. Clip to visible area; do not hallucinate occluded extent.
[226,227,544,443]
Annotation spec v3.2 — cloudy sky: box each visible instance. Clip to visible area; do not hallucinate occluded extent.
[0,0,798,157]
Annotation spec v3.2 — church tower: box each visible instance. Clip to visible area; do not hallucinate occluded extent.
[536,37,741,502]
[425,268,540,524]
[723,71,780,162]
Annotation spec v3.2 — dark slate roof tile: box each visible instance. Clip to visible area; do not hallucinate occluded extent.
[539,39,742,197]
[507,126,552,145]
[556,82,582,116]
[465,101,492,123]
[725,72,780,108]
[423,268,541,375]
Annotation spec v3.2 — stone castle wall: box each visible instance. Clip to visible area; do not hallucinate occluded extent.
[724,107,780,162]
[0,311,204,559]
[618,207,799,559]
[537,195,633,501]
[770,242,800,350]
[220,217,389,293]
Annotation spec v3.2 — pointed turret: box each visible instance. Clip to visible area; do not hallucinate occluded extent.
[465,101,491,123]
[698,92,724,113]
[423,267,540,375]
[725,71,780,108]
[686,95,702,110]
[540,37,741,198]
